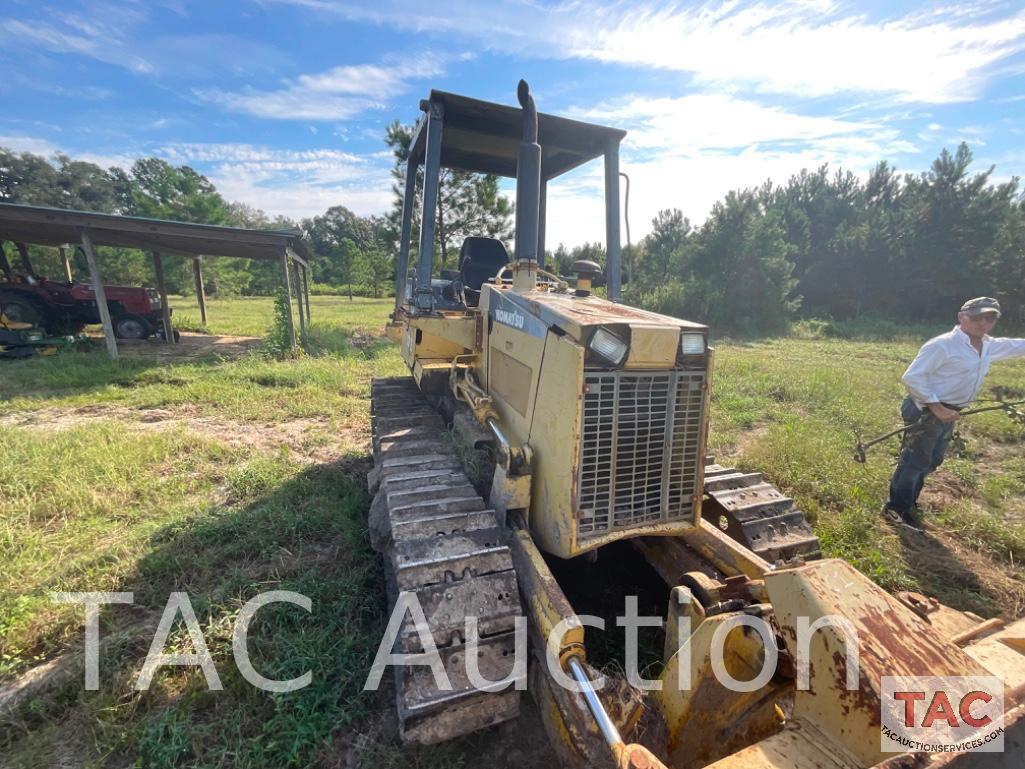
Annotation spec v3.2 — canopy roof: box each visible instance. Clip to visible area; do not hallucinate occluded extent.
[0,203,312,265]
[408,89,626,181]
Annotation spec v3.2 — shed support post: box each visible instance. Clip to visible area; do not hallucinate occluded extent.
[279,253,297,352]
[603,141,622,301]
[59,246,73,282]
[0,241,11,281]
[151,252,175,344]
[193,256,207,325]
[537,179,547,269]
[415,100,444,311]
[292,260,307,346]
[301,265,311,321]
[80,230,118,360]
[15,243,35,277]
[395,149,418,310]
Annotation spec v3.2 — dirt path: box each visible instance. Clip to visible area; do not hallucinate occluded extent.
[0,404,370,463]
[91,331,263,360]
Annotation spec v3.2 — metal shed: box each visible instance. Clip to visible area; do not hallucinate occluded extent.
[0,202,314,358]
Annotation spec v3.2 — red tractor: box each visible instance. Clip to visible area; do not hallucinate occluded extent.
[0,243,169,339]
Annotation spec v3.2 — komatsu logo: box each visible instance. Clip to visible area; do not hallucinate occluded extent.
[494,309,525,329]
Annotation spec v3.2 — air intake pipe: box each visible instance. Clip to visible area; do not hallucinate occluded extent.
[513,80,541,293]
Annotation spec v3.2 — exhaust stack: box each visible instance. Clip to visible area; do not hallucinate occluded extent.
[513,80,541,293]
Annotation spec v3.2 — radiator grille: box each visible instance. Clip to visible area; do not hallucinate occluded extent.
[578,370,705,537]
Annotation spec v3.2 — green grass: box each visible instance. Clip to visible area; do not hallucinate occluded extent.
[169,294,393,338]
[0,297,404,421]
[706,336,1025,605]
[3,300,1025,767]
[0,295,409,768]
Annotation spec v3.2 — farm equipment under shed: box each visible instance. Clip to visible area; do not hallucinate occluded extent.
[0,312,76,358]
[0,241,170,339]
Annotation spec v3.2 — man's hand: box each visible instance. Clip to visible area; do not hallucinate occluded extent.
[927,403,961,422]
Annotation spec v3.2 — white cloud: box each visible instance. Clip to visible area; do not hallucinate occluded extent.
[158,142,394,220]
[0,135,392,221]
[0,135,62,155]
[160,142,369,181]
[195,53,446,121]
[210,174,393,222]
[0,134,138,169]
[0,6,154,74]
[0,7,289,80]
[270,0,1025,103]
[193,88,378,121]
[572,2,1025,103]
[579,93,916,155]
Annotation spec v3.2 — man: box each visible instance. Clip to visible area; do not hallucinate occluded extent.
[884,297,1025,525]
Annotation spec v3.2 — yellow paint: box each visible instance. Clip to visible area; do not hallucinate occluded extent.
[679,521,773,579]
[491,464,532,516]
[526,331,585,557]
[624,324,678,368]
[506,522,585,654]
[400,314,475,369]
[486,319,545,440]
[384,321,404,343]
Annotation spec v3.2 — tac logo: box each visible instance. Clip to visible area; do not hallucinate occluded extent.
[494,308,525,330]
[881,676,1005,754]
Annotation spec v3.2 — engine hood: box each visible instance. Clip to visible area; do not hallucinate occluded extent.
[481,284,707,344]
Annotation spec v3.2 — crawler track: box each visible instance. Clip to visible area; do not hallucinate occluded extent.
[703,461,821,563]
[368,377,525,745]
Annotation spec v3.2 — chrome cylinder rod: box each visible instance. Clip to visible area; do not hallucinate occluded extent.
[567,656,622,750]
[486,418,509,450]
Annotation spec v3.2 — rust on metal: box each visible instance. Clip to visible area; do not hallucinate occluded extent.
[679,519,774,580]
[951,617,1005,646]
[895,591,938,621]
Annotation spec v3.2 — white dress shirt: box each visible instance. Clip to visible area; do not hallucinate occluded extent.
[902,326,1025,408]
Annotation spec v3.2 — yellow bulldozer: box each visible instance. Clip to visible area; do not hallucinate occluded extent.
[368,81,1025,768]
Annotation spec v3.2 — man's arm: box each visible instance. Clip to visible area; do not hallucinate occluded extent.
[901,340,959,421]
[988,337,1025,361]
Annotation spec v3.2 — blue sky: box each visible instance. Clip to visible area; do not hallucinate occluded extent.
[2,0,1025,248]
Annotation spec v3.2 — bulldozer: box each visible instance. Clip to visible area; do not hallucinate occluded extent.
[367,81,1025,768]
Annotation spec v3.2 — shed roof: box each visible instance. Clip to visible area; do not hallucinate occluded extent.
[0,203,312,265]
[408,90,626,180]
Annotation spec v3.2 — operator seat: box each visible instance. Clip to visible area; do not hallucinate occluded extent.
[458,237,510,306]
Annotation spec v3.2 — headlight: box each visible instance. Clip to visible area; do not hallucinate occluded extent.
[680,332,705,355]
[589,327,629,366]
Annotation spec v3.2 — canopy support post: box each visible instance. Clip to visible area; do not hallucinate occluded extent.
[301,265,311,321]
[0,241,11,281]
[279,252,297,353]
[395,150,418,310]
[193,256,207,325]
[292,260,307,347]
[415,100,444,311]
[59,245,73,282]
[151,252,175,344]
[80,230,118,360]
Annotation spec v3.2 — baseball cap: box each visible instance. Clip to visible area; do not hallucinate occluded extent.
[960,297,1001,317]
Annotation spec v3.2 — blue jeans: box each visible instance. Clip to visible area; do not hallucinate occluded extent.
[887,396,955,513]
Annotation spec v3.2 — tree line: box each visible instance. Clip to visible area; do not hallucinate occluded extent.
[621,144,1025,332]
[3,138,1022,332]
[0,150,398,299]
[0,122,517,301]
